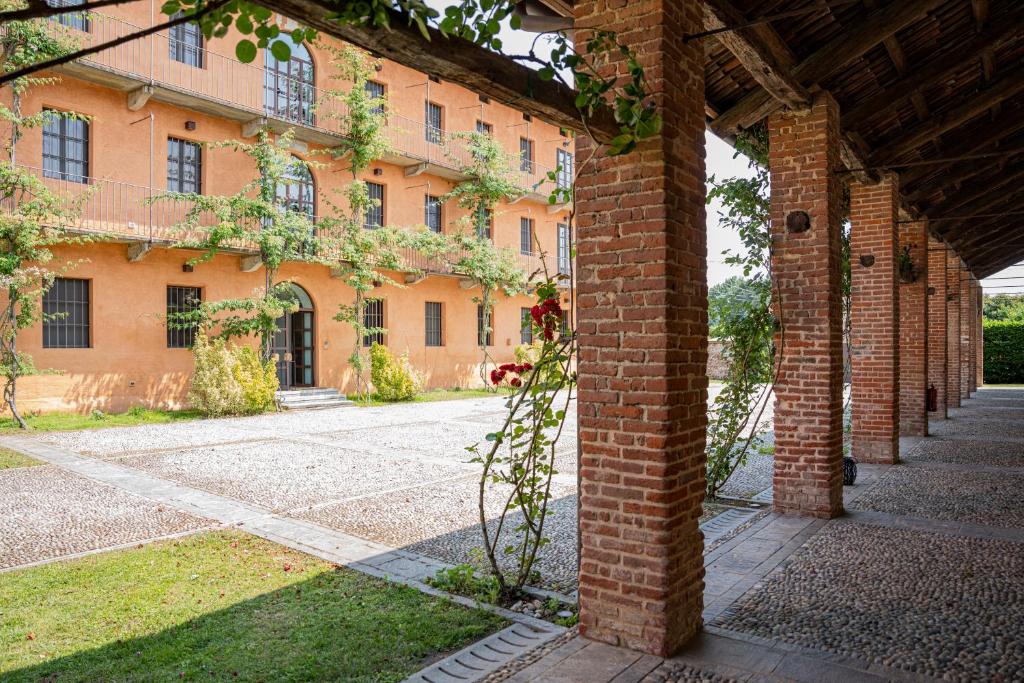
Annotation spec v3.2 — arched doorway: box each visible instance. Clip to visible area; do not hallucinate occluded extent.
[273,283,315,389]
[263,42,315,125]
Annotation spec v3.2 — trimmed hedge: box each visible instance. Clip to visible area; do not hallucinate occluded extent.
[983,320,1024,384]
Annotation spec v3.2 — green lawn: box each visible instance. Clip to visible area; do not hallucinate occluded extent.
[349,387,515,406]
[0,408,203,434]
[0,447,39,469]
[0,531,507,682]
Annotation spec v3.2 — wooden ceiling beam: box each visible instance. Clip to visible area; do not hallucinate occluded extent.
[904,150,1023,205]
[872,72,1024,166]
[268,0,619,142]
[711,0,947,136]
[841,16,1022,132]
[964,235,1024,275]
[926,166,1024,223]
[977,248,1024,279]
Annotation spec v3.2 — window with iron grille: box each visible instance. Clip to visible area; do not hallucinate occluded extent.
[560,311,570,338]
[558,223,570,275]
[365,182,385,228]
[43,278,90,348]
[520,217,533,255]
[425,302,443,347]
[425,194,442,233]
[166,286,202,348]
[167,137,202,194]
[42,110,88,183]
[425,102,443,144]
[363,299,385,347]
[556,148,574,190]
[51,0,89,31]
[264,43,315,125]
[476,206,492,240]
[519,137,534,173]
[520,307,533,344]
[477,304,493,347]
[169,13,204,67]
[365,80,385,114]
[476,120,492,136]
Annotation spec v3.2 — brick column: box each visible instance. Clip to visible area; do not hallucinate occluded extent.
[574,0,707,656]
[899,221,928,436]
[769,93,845,518]
[969,277,979,394]
[977,284,985,388]
[946,249,961,408]
[927,235,948,419]
[849,175,900,462]
[960,262,972,400]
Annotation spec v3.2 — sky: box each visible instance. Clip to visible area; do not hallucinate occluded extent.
[425,2,1017,293]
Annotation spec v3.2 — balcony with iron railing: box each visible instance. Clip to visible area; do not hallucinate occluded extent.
[3,165,550,280]
[44,12,572,205]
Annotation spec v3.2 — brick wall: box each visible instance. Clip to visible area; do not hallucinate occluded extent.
[849,175,900,462]
[768,93,845,519]
[946,248,961,408]
[927,234,948,419]
[574,0,708,657]
[899,222,928,437]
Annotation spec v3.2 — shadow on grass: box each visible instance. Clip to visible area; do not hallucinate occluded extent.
[3,562,504,683]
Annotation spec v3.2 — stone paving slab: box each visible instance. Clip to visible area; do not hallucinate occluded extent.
[0,465,210,569]
[903,437,1024,467]
[849,465,1024,528]
[713,521,1024,681]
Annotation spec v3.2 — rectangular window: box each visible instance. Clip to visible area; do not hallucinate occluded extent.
[425,101,443,144]
[51,0,89,31]
[365,181,384,229]
[519,137,534,173]
[477,304,493,347]
[556,148,574,190]
[425,302,443,347]
[167,137,202,194]
[166,286,202,348]
[43,278,90,348]
[365,80,385,115]
[169,14,204,67]
[558,223,571,276]
[476,120,493,136]
[42,110,89,183]
[476,206,492,240]
[560,311,570,338]
[424,194,442,233]
[520,217,533,255]
[362,298,385,347]
[520,307,533,345]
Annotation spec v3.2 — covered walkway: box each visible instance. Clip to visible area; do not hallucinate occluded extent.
[494,388,1024,682]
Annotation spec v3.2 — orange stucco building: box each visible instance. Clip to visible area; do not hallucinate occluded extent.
[3,3,574,414]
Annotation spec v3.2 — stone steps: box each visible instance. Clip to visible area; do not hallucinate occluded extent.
[275,388,352,411]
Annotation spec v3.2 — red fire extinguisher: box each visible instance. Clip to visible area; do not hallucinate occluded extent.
[927,384,938,412]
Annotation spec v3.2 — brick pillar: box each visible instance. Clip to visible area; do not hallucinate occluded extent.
[849,175,900,462]
[574,0,707,656]
[927,235,948,419]
[946,249,961,408]
[977,284,985,388]
[960,262,972,400]
[969,277,979,394]
[899,221,928,436]
[769,93,845,518]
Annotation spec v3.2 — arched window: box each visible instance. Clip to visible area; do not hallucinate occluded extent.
[264,43,315,125]
[275,156,315,218]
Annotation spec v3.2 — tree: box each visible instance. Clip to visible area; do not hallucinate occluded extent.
[983,293,1024,322]
[152,129,324,356]
[0,8,85,428]
[443,132,529,387]
[709,276,763,338]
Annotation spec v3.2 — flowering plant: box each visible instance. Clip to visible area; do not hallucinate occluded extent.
[468,279,575,601]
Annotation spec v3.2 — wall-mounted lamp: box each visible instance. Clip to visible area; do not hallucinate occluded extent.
[859,254,875,267]
[928,286,937,295]
[184,120,197,131]
[786,211,811,234]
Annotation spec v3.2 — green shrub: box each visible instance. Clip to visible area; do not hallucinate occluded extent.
[369,342,420,402]
[188,334,246,417]
[232,346,279,414]
[983,320,1024,383]
[513,342,562,387]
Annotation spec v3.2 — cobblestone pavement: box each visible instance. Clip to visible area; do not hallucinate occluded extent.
[0,465,209,569]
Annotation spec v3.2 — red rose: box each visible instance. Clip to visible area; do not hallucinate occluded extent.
[521,363,533,371]
[499,363,517,372]
[510,377,522,387]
